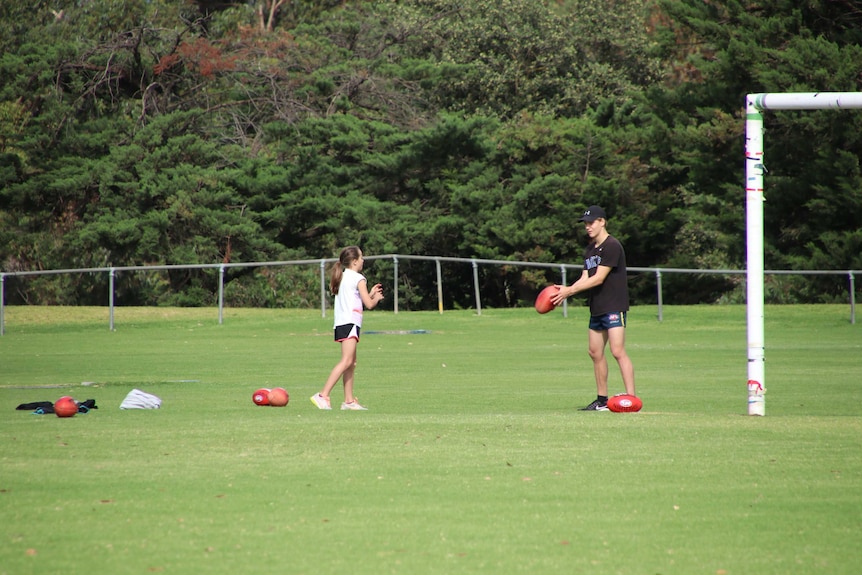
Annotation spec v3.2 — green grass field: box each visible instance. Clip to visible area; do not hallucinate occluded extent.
[1,305,860,574]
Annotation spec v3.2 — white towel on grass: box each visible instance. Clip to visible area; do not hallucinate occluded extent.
[120,389,162,410]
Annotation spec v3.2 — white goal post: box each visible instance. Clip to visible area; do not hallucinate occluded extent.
[745,92,862,415]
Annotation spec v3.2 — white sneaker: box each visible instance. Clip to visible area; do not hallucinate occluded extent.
[341,399,368,411]
[310,393,331,410]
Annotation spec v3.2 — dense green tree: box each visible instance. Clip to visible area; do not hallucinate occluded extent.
[2,0,861,308]
[195,0,350,32]
[643,0,862,302]
[388,0,661,119]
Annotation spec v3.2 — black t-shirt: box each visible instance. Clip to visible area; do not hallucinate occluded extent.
[583,235,629,315]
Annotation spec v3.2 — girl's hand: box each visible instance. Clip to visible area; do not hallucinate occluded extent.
[371,283,384,300]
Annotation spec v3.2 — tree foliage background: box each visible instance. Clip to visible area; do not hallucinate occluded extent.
[1,0,861,308]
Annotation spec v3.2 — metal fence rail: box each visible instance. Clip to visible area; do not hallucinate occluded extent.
[1,254,857,334]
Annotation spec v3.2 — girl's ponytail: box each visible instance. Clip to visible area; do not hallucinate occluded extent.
[330,246,361,295]
[330,261,343,295]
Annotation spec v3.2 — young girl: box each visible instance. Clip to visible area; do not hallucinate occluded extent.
[311,246,384,410]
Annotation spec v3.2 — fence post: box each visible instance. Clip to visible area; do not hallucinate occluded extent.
[560,265,568,318]
[850,272,856,325]
[320,260,326,318]
[218,265,225,325]
[0,273,5,336]
[656,270,664,322]
[109,268,116,331]
[472,259,482,316]
[393,256,399,314]
[435,258,444,314]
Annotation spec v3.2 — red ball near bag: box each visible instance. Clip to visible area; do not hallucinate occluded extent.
[54,396,78,418]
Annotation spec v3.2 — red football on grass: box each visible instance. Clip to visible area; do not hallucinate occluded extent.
[54,396,78,418]
[607,394,642,413]
[252,388,271,406]
[535,285,560,314]
[268,387,289,407]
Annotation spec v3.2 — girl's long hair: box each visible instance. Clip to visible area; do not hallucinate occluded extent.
[330,246,361,295]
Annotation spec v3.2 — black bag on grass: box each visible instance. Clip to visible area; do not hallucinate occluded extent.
[16,399,98,414]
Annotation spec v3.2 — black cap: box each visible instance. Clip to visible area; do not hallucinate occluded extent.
[578,205,607,222]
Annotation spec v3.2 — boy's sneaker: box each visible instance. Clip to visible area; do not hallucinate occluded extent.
[341,399,368,411]
[310,393,331,410]
[580,399,609,411]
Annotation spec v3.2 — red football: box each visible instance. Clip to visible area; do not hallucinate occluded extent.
[252,388,271,406]
[54,396,78,418]
[268,387,289,407]
[607,394,642,413]
[535,285,560,314]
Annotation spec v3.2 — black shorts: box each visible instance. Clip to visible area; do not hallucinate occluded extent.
[334,323,360,342]
[588,311,626,331]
